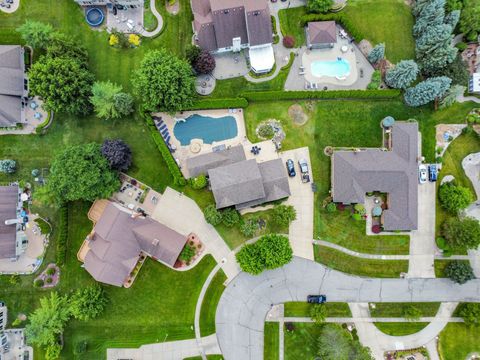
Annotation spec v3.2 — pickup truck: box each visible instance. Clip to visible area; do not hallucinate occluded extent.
[298,159,310,183]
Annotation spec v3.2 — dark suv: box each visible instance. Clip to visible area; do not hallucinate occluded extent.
[286,159,296,177]
[307,295,327,304]
[428,164,437,182]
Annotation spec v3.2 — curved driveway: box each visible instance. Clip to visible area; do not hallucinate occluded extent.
[215,257,480,360]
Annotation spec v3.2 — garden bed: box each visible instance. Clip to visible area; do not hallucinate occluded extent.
[33,263,60,288]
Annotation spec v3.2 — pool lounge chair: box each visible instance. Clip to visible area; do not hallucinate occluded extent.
[158,124,167,131]
[161,128,169,136]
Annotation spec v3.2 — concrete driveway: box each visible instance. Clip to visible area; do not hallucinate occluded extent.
[279,147,314,260]
[408,180,436,278]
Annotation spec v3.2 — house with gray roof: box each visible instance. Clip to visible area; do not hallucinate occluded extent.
[83,202,188,287]
[331,121,419,231]
[0,46,27,128]
[186,144,246,178]
[0,185,22,260]
[191,0,275,73]
[306,21,337,49]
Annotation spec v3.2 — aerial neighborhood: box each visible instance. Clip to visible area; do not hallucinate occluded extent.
[2,0,480,359]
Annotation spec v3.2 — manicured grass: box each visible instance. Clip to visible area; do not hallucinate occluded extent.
[369,303,440,317]
[284,322,323,360]
[284,302,351,317]
[183,356,224,360]
[314,245,408,277]
[435,132,480,239]
[374,322,429,336]
[434,259,471,278]
[200,270,227,337]
[264,322,280,360]
[316,210,410,255]
[438,323,480,360]
[278,0,415,62]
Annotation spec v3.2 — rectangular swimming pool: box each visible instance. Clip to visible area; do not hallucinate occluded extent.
[173,114,238,146]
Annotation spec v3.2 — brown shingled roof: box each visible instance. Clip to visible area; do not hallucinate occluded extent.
[306,21,337,45]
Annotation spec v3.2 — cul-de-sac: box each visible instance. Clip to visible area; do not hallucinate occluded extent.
[1,0,480,359]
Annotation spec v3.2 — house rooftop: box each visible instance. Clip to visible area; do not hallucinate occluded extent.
[331,122,419,231]
[186,145,246,178]
[0,185,19,259]
[0,46,25,127]
[306,21,337,45]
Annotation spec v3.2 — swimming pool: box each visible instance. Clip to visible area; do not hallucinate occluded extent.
[173,114,238,146]
[311,58,351,78]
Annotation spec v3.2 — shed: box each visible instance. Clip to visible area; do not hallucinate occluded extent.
[305,21,337,50]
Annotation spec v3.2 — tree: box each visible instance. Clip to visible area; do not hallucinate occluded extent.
[404,305,422,321]
[203,204,223,226]
[307,0,334,13]
[445,260,475,284]
[48,143,120,203]
[193,50,216,74]
[317,324,373,360]
[404,76,452,107]
[222,208,240,227]
[46,32,89,65]
[458,303,480,326]
[90,81,133,120]
[240,219,258,238]
[70,285,108,321]
[430,55,470,86]
[0,159,16,174]
[101,139,132,171]
[185,44,202,65]
[190,174,208,189]
[132,49,196,113]
[412,0,448,38]
[272,205,297,227]
[16,20,54,49]
[28,56,94,115]
[442,217,480,250]
[310,304,327,324]
[385,60,419,89]
[439,182,474,214]
[459,0,480,41]
[25,292,71,348]
[45,343,62,360]
[236,243,264,274]
[283,35,296,48]
[326,202,337,213]
[367,43,385,64]
[446,0,463,11]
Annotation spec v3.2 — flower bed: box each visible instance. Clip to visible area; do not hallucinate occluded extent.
[33,263,60,288]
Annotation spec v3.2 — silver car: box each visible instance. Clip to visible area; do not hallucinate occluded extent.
[419,164,427,184]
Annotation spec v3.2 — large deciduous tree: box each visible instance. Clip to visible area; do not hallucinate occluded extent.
[90,81,134,120]
[132,49,196,113]
[438,182,474,214]
[459,0,480,41]
[385,60,419,89]
[48,143,120,203]
[16,20,54,49]
[404,76,452,107]
[70,285,108,321]
[307,0,333,13]
[442,216,480,250]
[101,139,132,171]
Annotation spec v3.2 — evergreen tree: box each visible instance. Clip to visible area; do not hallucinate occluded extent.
[404,76,452,107]
[416,24,457,74]
[368,43,385,64]
[412,0,446,37]
[385,60,419,89]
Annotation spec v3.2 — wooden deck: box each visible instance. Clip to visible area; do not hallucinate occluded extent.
[88,199,109,223]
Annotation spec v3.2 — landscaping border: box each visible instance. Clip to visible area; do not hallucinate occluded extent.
[241,89,401,102]
[56,204,68,266]
[185,98,249,110]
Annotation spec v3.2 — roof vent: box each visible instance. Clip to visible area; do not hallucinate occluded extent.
[224,9,229,14]
[254,11,260,15]
[152,239,159,246]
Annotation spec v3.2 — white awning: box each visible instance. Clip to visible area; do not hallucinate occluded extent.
[249,45,275,74]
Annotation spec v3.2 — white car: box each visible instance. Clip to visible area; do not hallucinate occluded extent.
[419,164,428,184]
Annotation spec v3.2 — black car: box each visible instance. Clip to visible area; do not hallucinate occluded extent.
[428,164,438,182]
[307,295,327,304]
[286,159,296,177]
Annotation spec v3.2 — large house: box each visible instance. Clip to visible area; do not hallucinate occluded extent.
[0,185,24,261]
[331,121,419,231]
[74,0,143,8]
[191,0,275,74]
[0,46,27,128]
[81,201,188,287]
[186,145,291,210]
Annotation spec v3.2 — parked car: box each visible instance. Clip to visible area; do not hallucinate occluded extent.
[286,159,296,177]
[298,159,310,183]
[428,164,437,182]
[307,295,327,304]
[419,164,427,184]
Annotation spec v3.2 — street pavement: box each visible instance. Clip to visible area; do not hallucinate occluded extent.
[215,257,480,360]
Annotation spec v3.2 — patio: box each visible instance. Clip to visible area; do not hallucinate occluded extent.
[212,51,249,80]
[0,97,48,135]
[105,6,143,34]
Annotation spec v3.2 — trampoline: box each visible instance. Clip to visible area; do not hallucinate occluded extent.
[173,114,238,146]
[86,8,104,27]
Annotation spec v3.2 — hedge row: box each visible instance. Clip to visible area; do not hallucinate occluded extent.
[300,13,366,42]
[55,205,68,267]
[35,111,52,134]
[144,115,186,186]
[241,89,401,102]
[185,97,249,110]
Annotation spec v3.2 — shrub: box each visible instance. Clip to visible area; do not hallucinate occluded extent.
[310,304,327,324]
[101,139,132,171]
[438,182,473,214]
[70,285,108,321]
[442,217,480,250]
[186,44,202,65]
[258,123,275,139]
[46,277,53,284]
[204,204,223,226]
[404,305,422,321]
[185,98,248,110]
[34,279,44,287]
[436,156,443,164]
[0,159,16,174]
[179,244,196,262]
[46,267,56,276]
[372,225,381,233]
[456,42,467,51]
[273,205,297,227]
[190,174,207,190]
[436,237,449,250]
[354,203,366,215]
[307,0,334,13]
[222,208,240,227]
[240,219,258,238]
[283,35,296,48]
[325,202,337,213]
[445,261,475,284]
[236,234,293,274]
[128,34,141,47]
[352,213,362,221]
[458,303,480,326]
[56,205,68,266]
[9,275,19,285]
[193,50,216,74]
[242,89,401,102]
[367,70,382,90]
[74,341,87,355]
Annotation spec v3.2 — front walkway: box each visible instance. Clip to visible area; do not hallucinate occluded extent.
[151,187,240,280]
[138,0,164,37]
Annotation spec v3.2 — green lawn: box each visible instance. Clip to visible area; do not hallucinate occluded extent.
[264,322,280,360]
[284,302,351,317]
[183,356,224,360]
[435,132,480,239]
[200,270,227,337]
[369,303,440,317]
[284,323,323,360]
[314,245,408,277]
[434,259,471,278]
[374,322,429,336]
[278,0,415,62]
[438,323,480,360]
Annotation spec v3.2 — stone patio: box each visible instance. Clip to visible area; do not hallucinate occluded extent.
[106,6,143,33]
[212,51,249,80]
[0,97,49,135]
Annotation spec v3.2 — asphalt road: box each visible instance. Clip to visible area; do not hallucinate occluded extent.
[215,257,480,360]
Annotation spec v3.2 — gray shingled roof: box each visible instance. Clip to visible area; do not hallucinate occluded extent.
[332,122,419,231]
[84,202,188,287]
[306,21,337,45]
[0,186,19,260]
[0,46,24,127]
[245,0,272,47]
[187,145,246,178]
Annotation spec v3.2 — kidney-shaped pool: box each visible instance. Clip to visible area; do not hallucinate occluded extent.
[173,114,238,146]
[311,58,351,78]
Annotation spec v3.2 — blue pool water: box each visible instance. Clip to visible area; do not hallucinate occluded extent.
[173,114,238,145]
[311,58,351,78]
